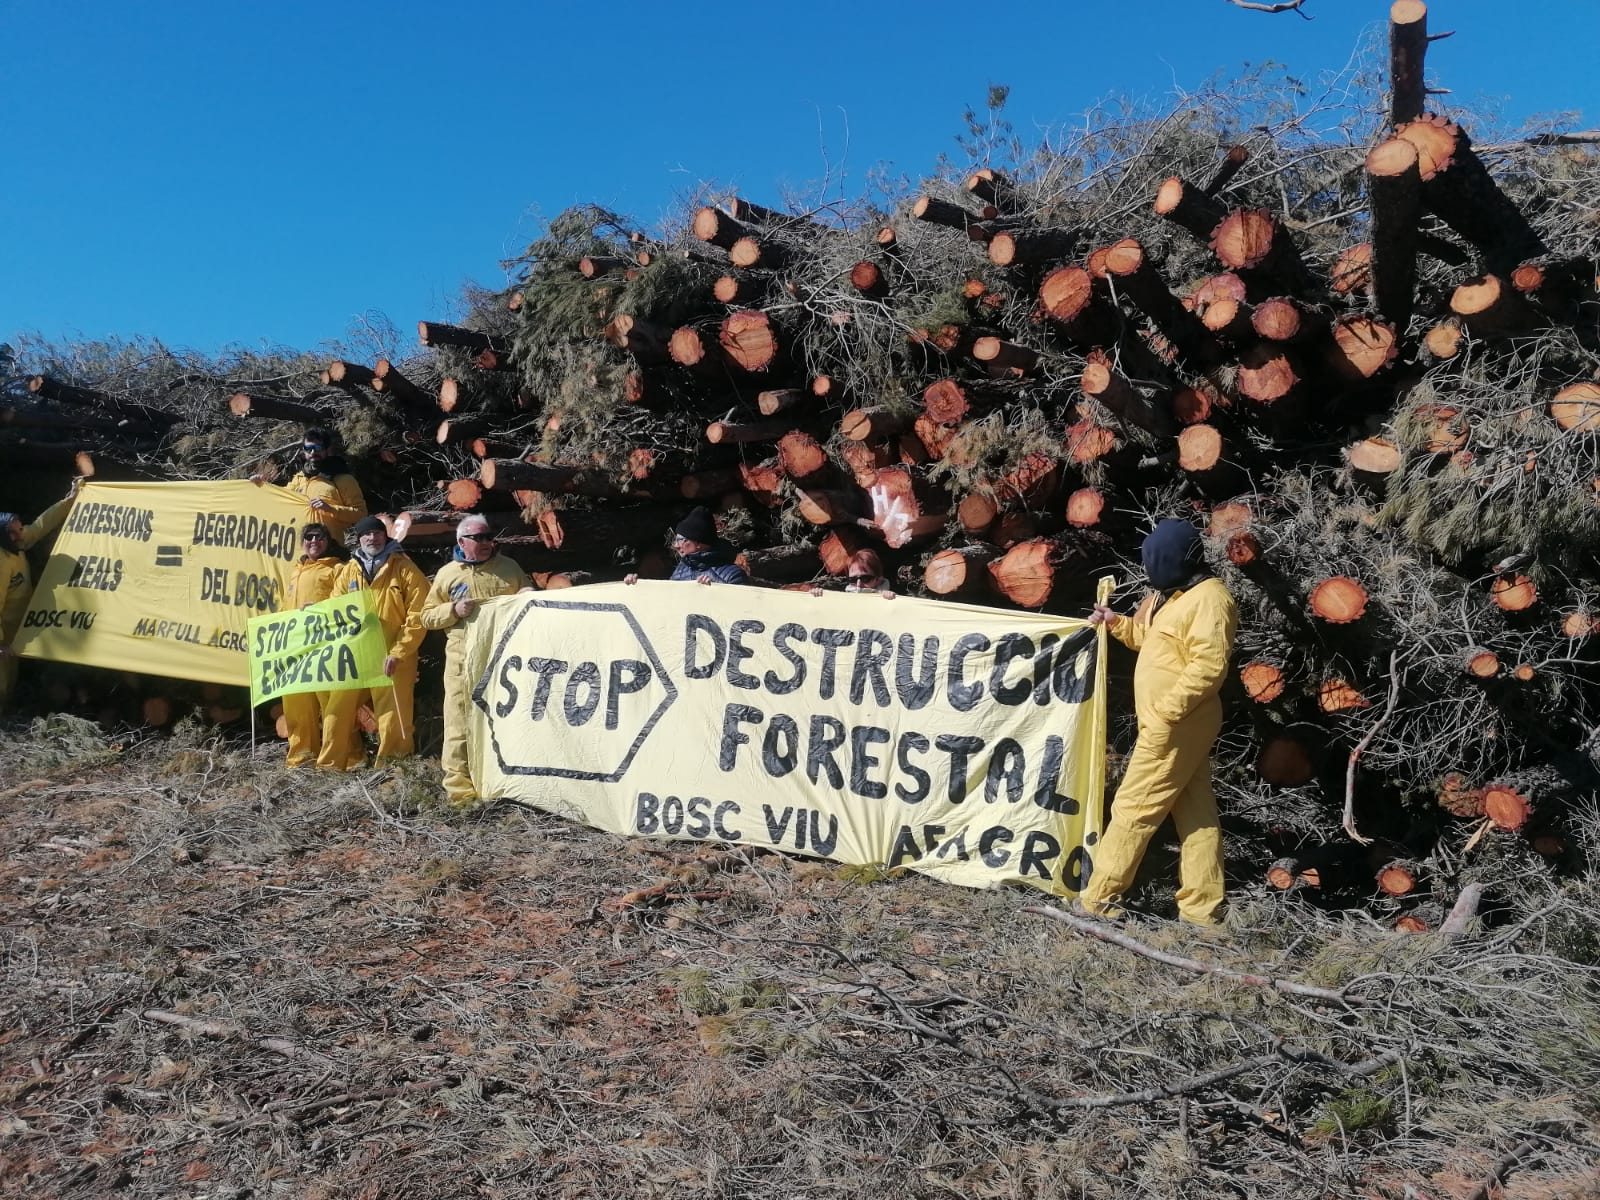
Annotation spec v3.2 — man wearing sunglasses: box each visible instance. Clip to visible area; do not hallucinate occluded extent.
[421,515,531,807]
[278,522,347,767]
[251,425,368,541]
[323,515,429,769]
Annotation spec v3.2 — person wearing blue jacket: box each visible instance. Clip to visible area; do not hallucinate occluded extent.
[627,507,749,586]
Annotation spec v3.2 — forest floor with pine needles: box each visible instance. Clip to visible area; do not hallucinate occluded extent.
[2,715,1599,1200]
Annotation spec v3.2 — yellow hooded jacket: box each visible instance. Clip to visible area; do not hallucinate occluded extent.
[333,551,429,661]
[1109,576,1238,739]
[1,495,74,641]
[284,554,345,611]
[284,469,367,540]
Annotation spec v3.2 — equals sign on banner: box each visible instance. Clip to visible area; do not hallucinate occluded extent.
[155,545,184,567]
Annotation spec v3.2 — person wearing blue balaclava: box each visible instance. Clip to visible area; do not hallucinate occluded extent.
[1082,519,1237,924]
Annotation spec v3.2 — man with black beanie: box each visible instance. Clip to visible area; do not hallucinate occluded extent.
[1081,519,1237,925]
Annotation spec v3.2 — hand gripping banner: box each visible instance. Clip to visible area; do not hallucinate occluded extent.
[463,579,1113,895]
[15,480,312,687]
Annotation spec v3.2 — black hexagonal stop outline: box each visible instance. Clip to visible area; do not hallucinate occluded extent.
[470,597,679,782]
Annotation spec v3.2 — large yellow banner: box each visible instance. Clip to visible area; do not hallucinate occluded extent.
[465,580,1111,895]
[15,480,313,687]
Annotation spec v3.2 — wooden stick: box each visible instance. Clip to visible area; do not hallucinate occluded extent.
[1343,649,1401,845]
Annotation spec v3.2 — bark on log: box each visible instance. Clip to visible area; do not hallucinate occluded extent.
[848,261,889,299]
[0,406,128,435]
[578,256,627,278]
[737,544,823,583]
[325,360,377,388]
[372,359,435,410]
[964,167,1023,213]
[757,388,808,416]
[679,467,745,499]
[1203,144,1249,196]
[971,337,1040,375]
[693,206,751,250]
[729,236,787,270]
[1153,177,1228,243]
[987,228,1082,268]
[794,486,867,526]
[418,321,504,354]
[435,416,493,446]
[913,194,984,234]
[1257,732,1317,787]
[1450,274,1541,336]
[480,459,617,497]
[1093,238,1221,367]
[1366,137,1423,327]
[1224,531,1262,567]
[475,348,516,371]
[1389,0,1431,126]
[1396,115,1550,272]
[605,314,673,364]
[25,375,178,427]
[706,418,795,445]
[533,506,674,552]
[1079,352,1174,436]
[842,407,911,441]
[228,393,327,424]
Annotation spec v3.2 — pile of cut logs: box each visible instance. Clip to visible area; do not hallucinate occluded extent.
[6,1,1599,916]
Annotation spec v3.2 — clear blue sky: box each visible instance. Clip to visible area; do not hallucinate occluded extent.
[1,0,1593,357]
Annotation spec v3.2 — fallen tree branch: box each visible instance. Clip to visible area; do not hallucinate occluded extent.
[1465,1137,1544,1200]
[141,1009,336,1067]
[1439,882,1486,936]
[1344,649,1402,845]
[1040,1044,1399,1111]
[1024,904,1360,1005]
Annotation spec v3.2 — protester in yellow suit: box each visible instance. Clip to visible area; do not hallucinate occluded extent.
[421,515,530,806]
[1082,519,1237,925]
[0,479,80,713]
[252,426,367,541]
[321,516,428,769]
[279,523,347,767]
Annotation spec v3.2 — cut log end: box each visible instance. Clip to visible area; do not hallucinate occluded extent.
[1490,574,1537,612]
[1483,782,1532,831]
[1464,648,1501,678]
[1550,382,1600,433]
[1375,860,1420,897]
[1310,576,1368,623]
[1318,677,1370,713]
[1437,773,1485,818]
[1240,661,1285,703]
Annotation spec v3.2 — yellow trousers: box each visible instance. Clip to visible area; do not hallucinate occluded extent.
[321,662,417,770]
[1081,712,1225,925]
[282,690,327,768]
[440,654,476,806]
